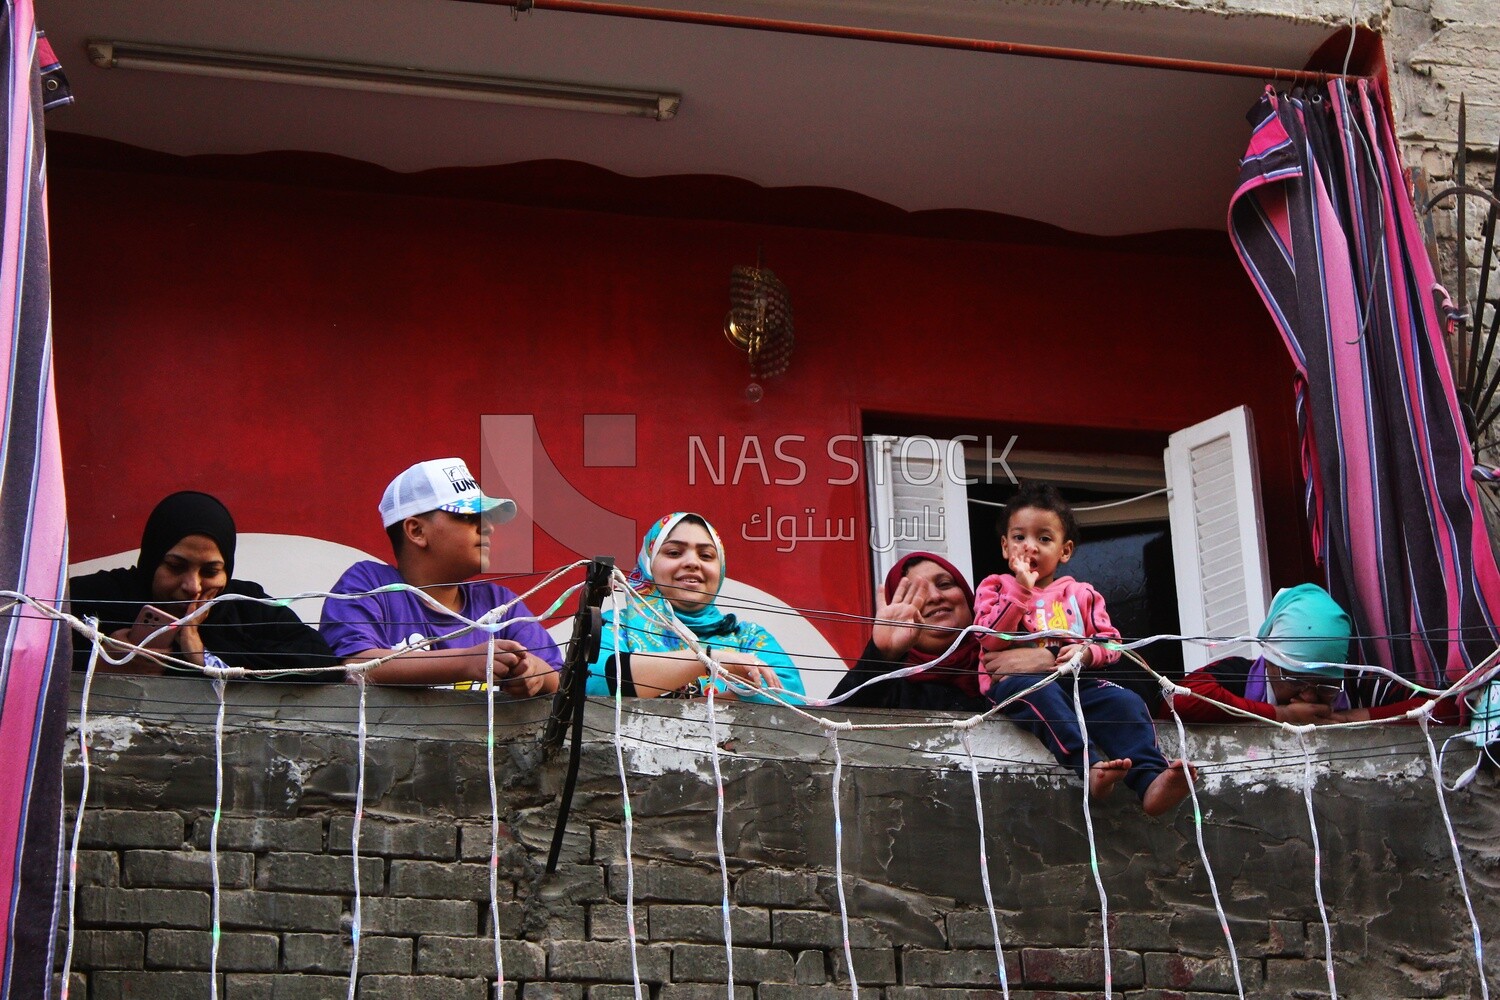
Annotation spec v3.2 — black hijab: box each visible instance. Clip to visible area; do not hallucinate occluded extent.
[68,492,334,678]
[138,491,237,582]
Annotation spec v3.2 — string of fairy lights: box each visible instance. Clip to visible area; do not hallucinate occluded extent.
[1161,703,1244,997]
[9,558,1498,1000]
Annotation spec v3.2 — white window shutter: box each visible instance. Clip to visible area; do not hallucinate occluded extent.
[1165,406,1272,671]
[865,435,974,608]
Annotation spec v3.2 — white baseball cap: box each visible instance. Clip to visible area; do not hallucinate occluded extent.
[379,458,517,528]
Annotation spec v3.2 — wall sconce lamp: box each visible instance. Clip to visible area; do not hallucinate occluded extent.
[724,255,794,402]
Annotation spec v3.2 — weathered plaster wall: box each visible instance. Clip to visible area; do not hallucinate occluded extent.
[59,675,1500,999]
[1387,0,1500,518]
[1390,0,1500,160]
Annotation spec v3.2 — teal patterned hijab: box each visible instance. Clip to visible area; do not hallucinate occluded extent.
[620,512,730,648]
[591,510,804,703]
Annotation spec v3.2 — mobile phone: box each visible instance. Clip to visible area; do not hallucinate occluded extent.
[127,604,179,650]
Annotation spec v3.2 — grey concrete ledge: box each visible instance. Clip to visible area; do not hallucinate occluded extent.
[68,673,1454,799]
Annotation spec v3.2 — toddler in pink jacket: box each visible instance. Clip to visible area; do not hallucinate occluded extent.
[974,482,1191,816]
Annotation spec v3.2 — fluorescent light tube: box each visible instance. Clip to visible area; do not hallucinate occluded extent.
[86,40,680,120]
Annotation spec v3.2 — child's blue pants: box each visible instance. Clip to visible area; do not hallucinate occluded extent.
[987,674,1169,799]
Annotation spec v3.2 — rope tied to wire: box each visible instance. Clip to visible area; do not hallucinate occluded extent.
[1419,713,1490,1000]
[1065,651,1113,1000]
[1294,728,1338,999]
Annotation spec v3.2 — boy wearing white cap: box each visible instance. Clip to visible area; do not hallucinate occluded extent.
[319,458,562,693]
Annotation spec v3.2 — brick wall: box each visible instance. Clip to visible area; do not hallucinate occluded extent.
[59,675,1499,999]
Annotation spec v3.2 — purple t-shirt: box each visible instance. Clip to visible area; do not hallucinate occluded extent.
[319,561,563,671]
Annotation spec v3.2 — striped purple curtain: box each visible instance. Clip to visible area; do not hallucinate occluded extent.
[1229,79,1500,701]
[0,5,71,998]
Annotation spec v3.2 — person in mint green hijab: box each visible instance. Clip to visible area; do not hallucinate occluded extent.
[586,512,806,703]
[1164,583,1352,724]
[1257,583,1355,677]
[1165,583,1462,725]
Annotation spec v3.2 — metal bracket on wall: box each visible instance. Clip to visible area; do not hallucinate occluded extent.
[1422,95,1500,452]
[545,555,614,873]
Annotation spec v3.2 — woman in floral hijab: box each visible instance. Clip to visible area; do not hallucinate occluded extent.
[586,512,804,703]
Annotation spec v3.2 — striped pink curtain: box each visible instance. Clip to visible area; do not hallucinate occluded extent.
[0,6,71,997]
[1229,80,1500,704]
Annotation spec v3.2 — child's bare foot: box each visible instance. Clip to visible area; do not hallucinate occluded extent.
[1089,758,1132,800]
[1142,759,1197,817]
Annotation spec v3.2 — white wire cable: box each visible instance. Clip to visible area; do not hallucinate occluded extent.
[0,566,588,682]
[1123,642,1496,734]
[1163,694,1244,1000]
[967,488,1168,512]
[339,575,586,681]
[18,575,1500,674]
[959,730,1011,999]
[618,583,1500,657]
[1437,683,1500,791]
[704,658,736,998]
[42,569,1500,1000]
[825,726,860,1000]
[20,580,1498,714]
[598,589,1491,1000]
[346,675,369,1000]
[1340,0,1359,77]
[484,637,508,1000]
[1438,730,1490,792]
[1420,713,1489,1000]
[46,563,608,1000]
[1066,660,1112,1000]
[608,575,1120,1000]
[1296,728,1338,999]
[209,675,227,1000]
[610,600,645,1000]
[614,578,1066,735]
[1071,488,1169,512]
[58,627,101,1000]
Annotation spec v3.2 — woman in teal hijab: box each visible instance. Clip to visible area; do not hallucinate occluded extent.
[586,512,806,703]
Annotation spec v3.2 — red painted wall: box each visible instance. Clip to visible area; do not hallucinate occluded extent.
[48,162,1309,659]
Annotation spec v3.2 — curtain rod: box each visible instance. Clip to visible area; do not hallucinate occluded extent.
[457,0,1358,83]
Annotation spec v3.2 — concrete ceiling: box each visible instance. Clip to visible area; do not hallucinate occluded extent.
[41,0,1345,235]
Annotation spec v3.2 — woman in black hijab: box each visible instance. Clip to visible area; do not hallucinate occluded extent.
[68,492,335,680]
